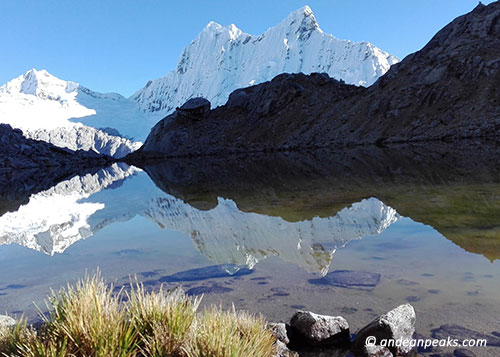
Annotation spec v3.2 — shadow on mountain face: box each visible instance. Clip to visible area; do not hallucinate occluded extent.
[140,141,500,261]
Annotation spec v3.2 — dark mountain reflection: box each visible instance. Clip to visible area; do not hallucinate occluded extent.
[0,141,498,265]
[140,141,500,261]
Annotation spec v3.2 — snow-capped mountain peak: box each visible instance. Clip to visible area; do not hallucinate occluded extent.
[0,6,399,157]
[0,69,142,157]
[132,5,399,114]
[280,5,320,34]
[2,68,78,100]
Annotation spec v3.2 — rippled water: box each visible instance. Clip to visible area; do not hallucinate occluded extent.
[0,145,499,355]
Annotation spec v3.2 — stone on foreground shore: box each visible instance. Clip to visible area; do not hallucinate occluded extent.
[363,344,393,357]
[290,311,350,347]
[352,304,416,356]
[0,315,16,328]
[268,322,291,345]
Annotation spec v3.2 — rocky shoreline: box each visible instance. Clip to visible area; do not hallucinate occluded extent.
[2,302,491,357]
[268,304,415,357]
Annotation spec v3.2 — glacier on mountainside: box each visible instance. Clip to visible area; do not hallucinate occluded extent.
[132,6,398,114]
[0,69,144,157]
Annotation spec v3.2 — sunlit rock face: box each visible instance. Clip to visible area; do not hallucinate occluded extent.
[0,163,139,255]
[0,165,398,274]
[144,196,399,275]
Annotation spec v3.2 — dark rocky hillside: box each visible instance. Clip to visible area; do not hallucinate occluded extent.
[132,2,500,159]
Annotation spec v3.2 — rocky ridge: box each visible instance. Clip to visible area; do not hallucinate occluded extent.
[0,124,111,172]
[134,2,500,159]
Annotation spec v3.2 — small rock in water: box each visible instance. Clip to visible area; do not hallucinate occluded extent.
[309,270,381,289]
[453,348,477,357]
[406,296,420,302]
[396,279,419,286]
[185,284,233,296]
[289,311,350,347]
[159,264,253,283]
[352,304,416,356]
[432,324,500,347]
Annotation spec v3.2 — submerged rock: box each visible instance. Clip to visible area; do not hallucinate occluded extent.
[352,304,416,355]
[453,348,476,357]
[290,311,350,347]
[309,270,381,289]
[185,284,233,296]
[159,264,252,283]
[431,324,500,347]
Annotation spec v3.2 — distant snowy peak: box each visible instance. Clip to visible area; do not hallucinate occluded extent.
[0,68,125,105]
[0,69,143,157]
[2,69,77,98]
[132,5,399,114]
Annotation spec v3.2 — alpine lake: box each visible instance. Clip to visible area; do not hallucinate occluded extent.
[0,142,499,355]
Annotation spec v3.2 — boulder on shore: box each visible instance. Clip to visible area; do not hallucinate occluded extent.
[290,310,350,347]
[352,304,415,356]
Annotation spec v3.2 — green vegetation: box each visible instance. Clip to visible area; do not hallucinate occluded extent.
[0,273,276,357]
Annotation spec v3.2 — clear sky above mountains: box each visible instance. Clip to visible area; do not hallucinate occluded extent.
[0,0,495,96]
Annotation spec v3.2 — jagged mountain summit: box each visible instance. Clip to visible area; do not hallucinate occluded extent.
[0,69,145,157]
[132,5,398,114]
[135,2,500,159]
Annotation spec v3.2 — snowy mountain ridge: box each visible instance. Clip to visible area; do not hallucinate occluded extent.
[0,6,398,157]
[132,5,398,114]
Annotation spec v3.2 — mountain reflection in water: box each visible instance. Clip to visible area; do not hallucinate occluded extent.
[0,142,498,269]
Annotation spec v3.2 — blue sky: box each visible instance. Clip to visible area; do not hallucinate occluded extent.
[0,0,494,96]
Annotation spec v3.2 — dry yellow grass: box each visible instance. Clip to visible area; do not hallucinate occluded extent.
[0,273,277,357]
[189,306,277,357]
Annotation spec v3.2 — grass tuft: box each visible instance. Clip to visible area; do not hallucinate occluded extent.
[189,306,277,357]
[0,273,276,357]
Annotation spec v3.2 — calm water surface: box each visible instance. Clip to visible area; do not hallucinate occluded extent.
[0,146,499,355]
